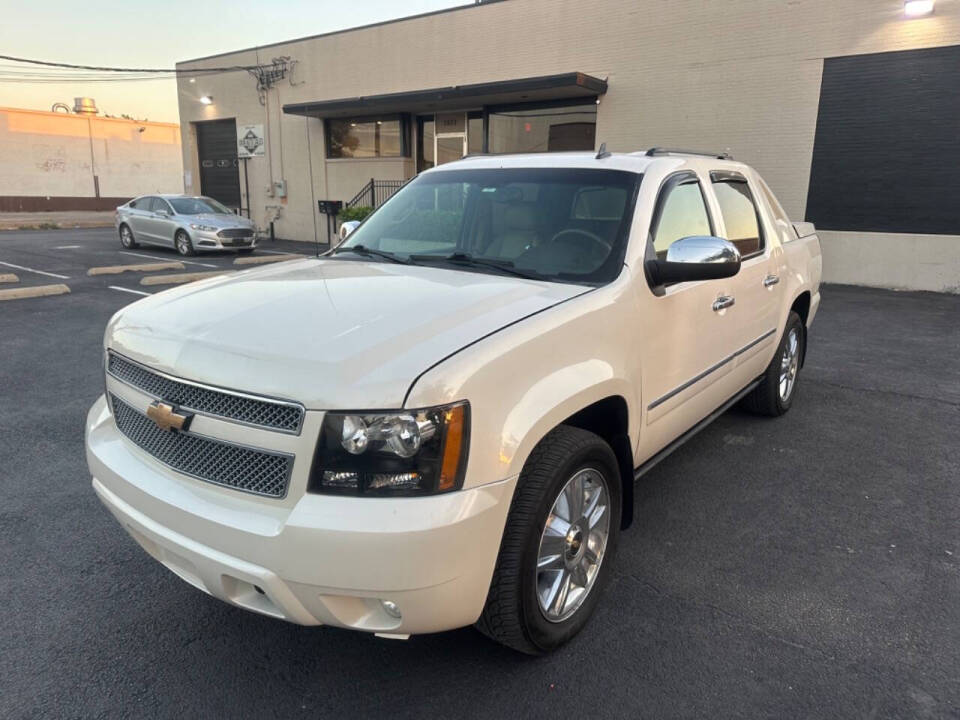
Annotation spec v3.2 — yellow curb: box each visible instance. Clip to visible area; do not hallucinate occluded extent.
[87,261,185,276]
[0,283,70,301]
[0,273,19,284]
[233,254,303,266]
[140,270,234,286]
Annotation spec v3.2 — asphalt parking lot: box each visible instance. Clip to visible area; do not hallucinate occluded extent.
[1,228,958,719]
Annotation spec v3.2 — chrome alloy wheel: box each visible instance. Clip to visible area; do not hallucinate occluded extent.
[536,468,611,623]
[120,225,134,247]
[175,232,191,255]
[779,327,801,402]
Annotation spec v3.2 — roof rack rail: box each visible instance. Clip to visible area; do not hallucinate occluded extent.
[644,147,733,160]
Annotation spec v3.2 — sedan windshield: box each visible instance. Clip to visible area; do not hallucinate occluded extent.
[336,168,640,285]
[168,196,233,215]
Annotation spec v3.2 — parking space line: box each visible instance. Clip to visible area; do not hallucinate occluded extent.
[0,284,71,301]
[88,261,185,276]
[108,286,152,297]
[140,270,234,286]
[0,273,18,284]
[0,260,70,279]
[120,251,217,269]
[53,245,82,250]
[258,249,300,255]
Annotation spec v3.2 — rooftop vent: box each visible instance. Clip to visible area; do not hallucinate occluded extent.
[73,97,99,115]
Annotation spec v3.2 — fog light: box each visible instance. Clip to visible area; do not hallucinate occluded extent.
[904,0,934,16]
[381,600,401,619]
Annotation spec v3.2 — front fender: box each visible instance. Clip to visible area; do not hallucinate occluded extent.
[404,276,642,490]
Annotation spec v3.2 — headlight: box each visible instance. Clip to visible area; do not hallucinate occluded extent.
[309,402,469,496]
[189,223,218,232]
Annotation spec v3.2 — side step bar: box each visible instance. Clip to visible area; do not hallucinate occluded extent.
[634,379,761,481]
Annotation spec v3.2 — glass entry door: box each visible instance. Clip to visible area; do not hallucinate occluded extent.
[434,112,467,166]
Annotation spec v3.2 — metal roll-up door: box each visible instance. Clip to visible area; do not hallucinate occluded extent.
[196,119,241,210]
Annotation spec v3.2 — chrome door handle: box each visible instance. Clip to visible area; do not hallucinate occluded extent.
[763,274,780,287]
[712,295,735,311]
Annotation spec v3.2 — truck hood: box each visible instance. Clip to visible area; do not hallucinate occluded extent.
[107,257,588,409]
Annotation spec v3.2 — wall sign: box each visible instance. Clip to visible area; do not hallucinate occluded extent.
[236,124,265,158]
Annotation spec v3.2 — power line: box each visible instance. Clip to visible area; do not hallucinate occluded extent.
[0,53,257,74]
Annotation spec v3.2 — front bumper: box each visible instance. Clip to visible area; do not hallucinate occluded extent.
[86,395,516,635]
[191,229,257,252]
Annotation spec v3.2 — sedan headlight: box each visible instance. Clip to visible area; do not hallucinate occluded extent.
[309,402,469,496]
[189,223,218,232]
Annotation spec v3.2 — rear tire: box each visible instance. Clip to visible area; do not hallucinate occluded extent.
[175,230,195,257]
[742,311,804,417]
[119,224,138,249]
[476,425,621,654]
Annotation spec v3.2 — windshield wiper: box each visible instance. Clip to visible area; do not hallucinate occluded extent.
[409,252,542,280]
[331,244,408,264]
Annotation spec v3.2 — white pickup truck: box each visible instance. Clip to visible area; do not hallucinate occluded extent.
[86,148,821,654]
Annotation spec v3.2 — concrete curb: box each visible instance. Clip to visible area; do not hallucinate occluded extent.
[88,261,185,276]
[140,270,234,286]
[0,284,70,301]
[233,254,303,265]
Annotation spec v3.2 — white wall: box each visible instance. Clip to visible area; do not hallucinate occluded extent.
[0,107,183,201]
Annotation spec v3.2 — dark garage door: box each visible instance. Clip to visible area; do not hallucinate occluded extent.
[196,119,241,210]
[806,44,960,235]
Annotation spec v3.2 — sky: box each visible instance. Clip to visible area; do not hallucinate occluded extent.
[0,0,463,123]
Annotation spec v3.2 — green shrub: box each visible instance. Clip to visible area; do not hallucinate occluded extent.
[338,206,373,223]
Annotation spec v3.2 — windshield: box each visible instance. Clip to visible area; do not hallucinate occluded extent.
[168,196,233,215]
[337,168,640,284]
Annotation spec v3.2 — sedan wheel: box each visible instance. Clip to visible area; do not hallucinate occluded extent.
[175,231,195,256]
[119,225,137,249]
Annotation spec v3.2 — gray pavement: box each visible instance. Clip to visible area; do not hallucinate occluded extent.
[0,228,958,719]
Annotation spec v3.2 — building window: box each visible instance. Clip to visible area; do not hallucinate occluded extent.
[325,115,409,158]
[487,101,597,154]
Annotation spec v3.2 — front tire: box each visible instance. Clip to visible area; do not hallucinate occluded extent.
[477,425,621,654]
[119,224,138,249]
[742,311,804,416]
[175,230,195,257]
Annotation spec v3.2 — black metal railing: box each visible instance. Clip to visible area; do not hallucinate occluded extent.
[346,178,407,209]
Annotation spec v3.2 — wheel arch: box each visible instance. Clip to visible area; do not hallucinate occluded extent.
[559,396,634,529]
[789,290,811,366]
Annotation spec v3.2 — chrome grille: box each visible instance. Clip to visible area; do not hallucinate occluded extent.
[110,395,292,498]
[107,352,303,433]
[218,228,254,239]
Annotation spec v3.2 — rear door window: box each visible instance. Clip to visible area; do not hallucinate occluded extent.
[710,175,764,257]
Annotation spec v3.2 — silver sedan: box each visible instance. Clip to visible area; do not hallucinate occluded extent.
[116,195,257,256]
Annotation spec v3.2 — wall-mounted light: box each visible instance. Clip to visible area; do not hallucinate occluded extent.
[904,0,934,16]
[189,77,196,84]
[199,95,214,105]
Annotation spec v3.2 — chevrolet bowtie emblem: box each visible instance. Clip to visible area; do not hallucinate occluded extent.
[146,401,193,432]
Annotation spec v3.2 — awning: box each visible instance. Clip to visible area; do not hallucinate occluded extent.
[283,72,607,118]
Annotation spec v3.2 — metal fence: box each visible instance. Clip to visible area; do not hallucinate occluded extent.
[346,178,407,209]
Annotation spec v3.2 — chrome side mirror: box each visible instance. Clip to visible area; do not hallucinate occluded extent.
[646,236,741,286]
[339,220,361,241]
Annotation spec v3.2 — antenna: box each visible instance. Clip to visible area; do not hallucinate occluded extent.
[595,142,612,160]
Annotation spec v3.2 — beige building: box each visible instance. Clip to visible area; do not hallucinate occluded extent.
[0,104,183,211]
[176,0,960,293]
